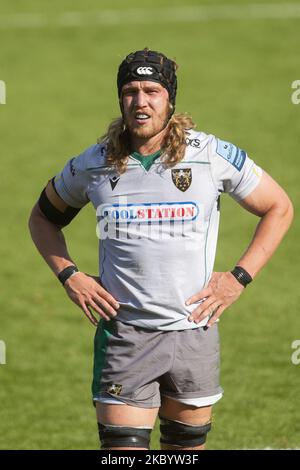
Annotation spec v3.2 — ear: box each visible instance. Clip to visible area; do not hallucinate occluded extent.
[119,97,124,116]
[168,102,175,118]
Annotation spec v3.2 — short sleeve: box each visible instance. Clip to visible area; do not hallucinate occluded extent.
[209,136,263,201]
[53,150,91,208]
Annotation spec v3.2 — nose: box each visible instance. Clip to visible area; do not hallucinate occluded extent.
[134,90,147,108]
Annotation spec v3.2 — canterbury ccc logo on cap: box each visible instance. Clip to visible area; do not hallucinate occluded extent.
[136,66,154,75]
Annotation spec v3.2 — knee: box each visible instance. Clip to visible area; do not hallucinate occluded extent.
[159,416,212,448]
[98,422,152,449]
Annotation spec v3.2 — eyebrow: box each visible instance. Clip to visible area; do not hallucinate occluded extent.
[123,84,162,92]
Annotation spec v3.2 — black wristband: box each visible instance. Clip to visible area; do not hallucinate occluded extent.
[58,265,79,285]
[231,266,253,288]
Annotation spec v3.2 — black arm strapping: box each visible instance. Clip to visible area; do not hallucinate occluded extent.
[38,187,81,227]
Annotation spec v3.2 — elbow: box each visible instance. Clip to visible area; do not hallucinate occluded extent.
[272,196,294,231]
[285,198,294,229]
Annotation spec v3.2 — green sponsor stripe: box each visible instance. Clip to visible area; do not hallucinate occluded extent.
[92,319,114,397]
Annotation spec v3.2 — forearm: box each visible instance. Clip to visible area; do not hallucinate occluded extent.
[237,203,294,278]
[28,205,75,276]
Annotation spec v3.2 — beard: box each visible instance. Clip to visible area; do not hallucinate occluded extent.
[129,125,162,140]
[124,103,170,141]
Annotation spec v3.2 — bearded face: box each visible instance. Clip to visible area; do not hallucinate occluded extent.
[121,81,170,142]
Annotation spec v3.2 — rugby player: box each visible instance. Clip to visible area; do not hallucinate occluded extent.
[29,48,293,450]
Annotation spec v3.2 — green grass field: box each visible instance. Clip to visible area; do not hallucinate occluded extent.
[1,0,300,450]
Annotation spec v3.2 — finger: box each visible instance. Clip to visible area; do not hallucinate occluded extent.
[88,299,111,322]
[79,301,99,326]
[188,296,216,321]
[206,305,226,328]
[192,300,222,324]
[186,288,212,306]
[97,287,120,310]
[92,293,118,318]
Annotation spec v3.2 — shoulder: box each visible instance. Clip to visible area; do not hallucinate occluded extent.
[190,130,248,173]
[182,129,210,163]
[185,129,212,151]
[184,129,223,166]
[210,135,247,172]
[72,142,107,172]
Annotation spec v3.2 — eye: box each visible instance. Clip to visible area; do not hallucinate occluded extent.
[123,89,136,96]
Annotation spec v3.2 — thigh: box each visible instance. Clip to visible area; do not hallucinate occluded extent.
[96,403,159,450]
[160,396,212,425]
[96,403,159,427]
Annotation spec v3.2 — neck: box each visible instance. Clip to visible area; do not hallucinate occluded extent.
[130,126,167,156]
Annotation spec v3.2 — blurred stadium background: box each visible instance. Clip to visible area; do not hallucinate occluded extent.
[0,0,299,450]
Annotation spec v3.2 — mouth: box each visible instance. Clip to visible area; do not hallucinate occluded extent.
[133,112,151,124]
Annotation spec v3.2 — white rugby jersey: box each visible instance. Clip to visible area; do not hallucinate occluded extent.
[54,129,262,331]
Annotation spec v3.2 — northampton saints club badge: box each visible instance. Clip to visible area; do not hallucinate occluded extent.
[171,169,192,192]
[107,384,122,396]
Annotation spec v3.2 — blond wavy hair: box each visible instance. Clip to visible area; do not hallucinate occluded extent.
[98,113,196,174]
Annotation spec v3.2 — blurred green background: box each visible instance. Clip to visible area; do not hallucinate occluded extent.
[0,0,299,450]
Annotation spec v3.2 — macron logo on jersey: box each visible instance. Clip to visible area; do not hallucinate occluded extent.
[99,202,199,224]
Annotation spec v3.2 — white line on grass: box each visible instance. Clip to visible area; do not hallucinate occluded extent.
[1,3,300,29]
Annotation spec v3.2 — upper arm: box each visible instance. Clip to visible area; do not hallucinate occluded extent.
[238,170,293,217]
[45,179,70,212]
[31,147,94,227]
[208,135,293,218]
[209,135,263,200]
[29,180,68,220]
[35,178,83,227]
